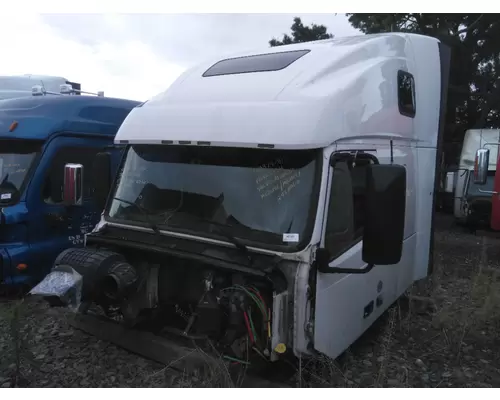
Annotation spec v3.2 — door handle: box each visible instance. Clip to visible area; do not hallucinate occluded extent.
[363,300,374,319]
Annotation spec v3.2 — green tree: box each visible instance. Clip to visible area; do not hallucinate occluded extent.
[347,14,500,162]
[269,17,333,47]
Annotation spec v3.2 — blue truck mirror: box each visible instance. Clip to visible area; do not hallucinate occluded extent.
[63,163,84,206]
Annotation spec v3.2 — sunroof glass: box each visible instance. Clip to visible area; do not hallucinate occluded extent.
[202,50,310,77]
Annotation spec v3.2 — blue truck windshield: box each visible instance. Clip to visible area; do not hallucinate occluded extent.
[0,140,42,205]
[107,145,320,250]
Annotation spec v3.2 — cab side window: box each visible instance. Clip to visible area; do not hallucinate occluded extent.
[398,70,416,118]
[42,147,101,204]
[324,159,371,259]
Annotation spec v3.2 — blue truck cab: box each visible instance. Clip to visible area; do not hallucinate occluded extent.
[0,94,140,288]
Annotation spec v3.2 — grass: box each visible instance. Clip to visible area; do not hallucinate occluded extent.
[0,298,39,387]
[3,215,500,388]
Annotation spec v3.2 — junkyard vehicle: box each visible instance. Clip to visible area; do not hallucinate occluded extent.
[33,32,450,365]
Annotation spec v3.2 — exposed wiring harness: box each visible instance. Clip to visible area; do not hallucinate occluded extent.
[220,284,271,365]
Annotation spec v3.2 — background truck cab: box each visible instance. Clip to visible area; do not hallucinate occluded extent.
[0,94,140,288]
[451,129,500,229]
[473,141,500,231]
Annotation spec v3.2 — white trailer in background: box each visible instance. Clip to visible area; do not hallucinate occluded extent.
[451,129,500,228]
[37,33,450,364]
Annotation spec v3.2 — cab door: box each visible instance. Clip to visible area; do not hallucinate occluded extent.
[313,147,405,360]
[26,135,111,281]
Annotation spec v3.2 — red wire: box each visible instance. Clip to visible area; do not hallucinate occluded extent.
[248,287,267,318]
[243,311,255,343]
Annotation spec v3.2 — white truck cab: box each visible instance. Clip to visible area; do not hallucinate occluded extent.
[38,33,450,364]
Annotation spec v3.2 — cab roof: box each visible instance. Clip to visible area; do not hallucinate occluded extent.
[115,33,443,149]
[0,95,141,140]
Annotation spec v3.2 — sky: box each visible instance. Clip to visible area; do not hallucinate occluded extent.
[0,13,360,101]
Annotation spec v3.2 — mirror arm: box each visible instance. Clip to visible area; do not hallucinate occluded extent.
[318,263,375,274]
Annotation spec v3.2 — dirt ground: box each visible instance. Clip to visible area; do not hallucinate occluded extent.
[1,213,500,388]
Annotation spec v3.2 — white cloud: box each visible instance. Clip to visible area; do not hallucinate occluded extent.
[0,13,360,101]
[0,14,185,101]
[41,13,361,67]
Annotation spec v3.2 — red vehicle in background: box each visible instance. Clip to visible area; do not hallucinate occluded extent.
[474,146,500,230]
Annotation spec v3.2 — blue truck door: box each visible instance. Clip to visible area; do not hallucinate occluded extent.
[26,135,113,282]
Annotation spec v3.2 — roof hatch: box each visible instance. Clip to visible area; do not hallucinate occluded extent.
[202,49,310,77]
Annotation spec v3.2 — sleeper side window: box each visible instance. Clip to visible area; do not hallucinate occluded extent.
[324,158,371,259]
[42,146,101,204]
[398,70,416,118]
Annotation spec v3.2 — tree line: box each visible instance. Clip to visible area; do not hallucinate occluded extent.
[269,14,500,165]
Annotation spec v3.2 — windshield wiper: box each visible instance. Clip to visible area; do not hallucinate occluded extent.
[212,225,253,265]
[186,216,254,265]
[112,197,161,235]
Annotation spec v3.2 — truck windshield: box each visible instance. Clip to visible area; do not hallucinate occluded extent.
[107,145,321,251]
[0,140,42,204]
